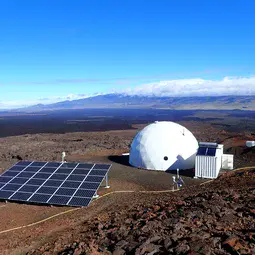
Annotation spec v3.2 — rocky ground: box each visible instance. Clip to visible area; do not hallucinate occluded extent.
[0,121,254,254]
[27,168,255,255]
[0,121,254,172]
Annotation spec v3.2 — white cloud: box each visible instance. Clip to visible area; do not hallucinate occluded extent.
[0,76,254,109]
[120,76,255,97]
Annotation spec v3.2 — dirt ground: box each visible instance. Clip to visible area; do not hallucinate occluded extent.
[0,121,254,254]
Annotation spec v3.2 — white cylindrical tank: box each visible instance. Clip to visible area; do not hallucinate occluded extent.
[129,121,198,171]
[246,141,255,148]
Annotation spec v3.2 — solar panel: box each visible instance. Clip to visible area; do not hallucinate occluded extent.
[197,147,217,156]
[197,147,207,156]
[206,148,216,156]
[0,161,111,207]
[91,169,108,176]
[48,195,70,205]
[10,178,27,184]
[61,181,81,188]
[29,194,51,203]
[19,185,39,192]
[76,163,94,169]
[85,175,104,183]
[30,162,46,167]
[2,183,21,191]
[94,164,111,170]
[80,182,100,190]
[10,165,25,171]
[11,192,32,201]
[16,161,32,166]
[61,163,78,168]
[39,167,57,173]
[2,171,19,177]
[68,197,91,207]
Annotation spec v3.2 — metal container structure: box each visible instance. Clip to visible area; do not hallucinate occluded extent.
[222,154,234,170]
[195,156,219,178]
[195,143,224,179]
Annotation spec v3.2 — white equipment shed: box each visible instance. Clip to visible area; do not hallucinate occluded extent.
[195,142,233,179]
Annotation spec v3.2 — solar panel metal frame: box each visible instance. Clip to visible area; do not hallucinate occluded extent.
[199,142,218,148]
[0,161,111,207]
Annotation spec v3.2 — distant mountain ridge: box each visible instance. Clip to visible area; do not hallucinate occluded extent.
[19,94,255,111]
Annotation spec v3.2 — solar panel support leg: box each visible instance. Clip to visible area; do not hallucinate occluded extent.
[93,193,99,199]
[105,173,110,189]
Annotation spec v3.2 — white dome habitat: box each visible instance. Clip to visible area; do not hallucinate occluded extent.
[129,121,198,171]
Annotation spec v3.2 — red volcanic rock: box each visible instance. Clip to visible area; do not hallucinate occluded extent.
[20,168,255,255]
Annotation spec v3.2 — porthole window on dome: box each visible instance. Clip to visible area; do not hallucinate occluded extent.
[164,156,168,161]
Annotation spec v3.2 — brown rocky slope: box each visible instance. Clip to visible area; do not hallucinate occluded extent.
[28,168,255,255]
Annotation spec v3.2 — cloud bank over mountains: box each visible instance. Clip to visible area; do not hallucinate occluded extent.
[1,76,255,109]
[121,76,255,97]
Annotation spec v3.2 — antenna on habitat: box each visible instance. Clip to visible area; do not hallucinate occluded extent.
[61,152,66,163]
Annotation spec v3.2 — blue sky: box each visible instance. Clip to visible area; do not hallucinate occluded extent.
[0,0,255,108]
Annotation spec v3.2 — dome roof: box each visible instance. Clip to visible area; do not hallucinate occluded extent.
[129,121,198,171]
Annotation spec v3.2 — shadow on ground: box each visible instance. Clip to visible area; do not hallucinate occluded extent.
[108,155,195,178]
[165,169,195,178]
[108,155,130,166]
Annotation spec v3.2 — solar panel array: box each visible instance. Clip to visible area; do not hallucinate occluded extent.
[197,147,217,156]
[0,161,111,207]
